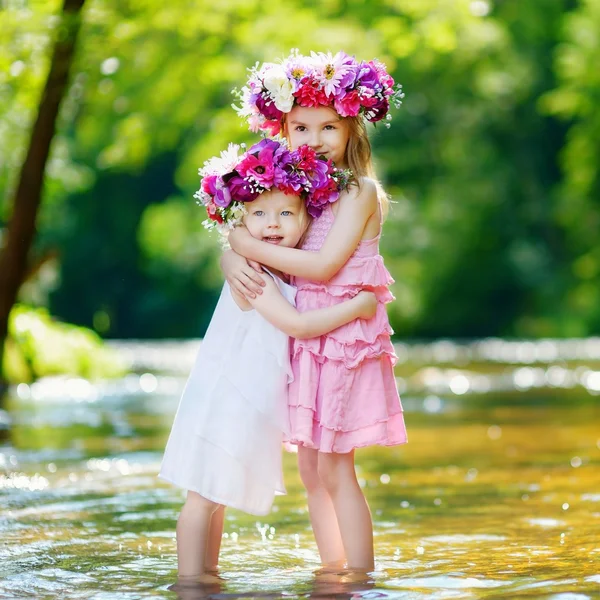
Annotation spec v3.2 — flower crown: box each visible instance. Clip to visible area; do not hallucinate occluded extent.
[232,50,405,136]
[194,139,353,233]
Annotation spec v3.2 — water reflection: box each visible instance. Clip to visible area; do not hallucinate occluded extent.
[1,340,600,598]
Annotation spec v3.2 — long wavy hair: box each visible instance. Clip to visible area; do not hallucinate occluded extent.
[345,116,389,219]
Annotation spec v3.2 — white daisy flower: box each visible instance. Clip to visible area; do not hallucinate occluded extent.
[310,51,352,97]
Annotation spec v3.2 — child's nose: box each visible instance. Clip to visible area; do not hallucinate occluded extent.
[309,131,323,148]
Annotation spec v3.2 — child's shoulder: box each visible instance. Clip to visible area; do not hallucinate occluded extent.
[341,176,379,210]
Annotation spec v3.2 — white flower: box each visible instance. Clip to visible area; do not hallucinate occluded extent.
[200,143,242,176]
[262,64,295,113]
[310,51,352,97]
[230,204,248,223]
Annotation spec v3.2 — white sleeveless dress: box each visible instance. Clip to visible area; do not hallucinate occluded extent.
[159,273,295,516]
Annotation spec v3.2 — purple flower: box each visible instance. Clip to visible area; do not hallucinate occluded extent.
[248,138,282,155]
[223,173,260,203]
[256,93,284,121]
[365,97,389,122]
[357,61,380,91]
[213,176,232,208]
[338,63,359,89]
[333,53,359,89]
[305,157,330,188]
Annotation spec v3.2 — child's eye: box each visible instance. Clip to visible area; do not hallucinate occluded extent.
[253,210,264,216]
[324,125,336,130]
[294,126,307,132]
[281,210,293,216]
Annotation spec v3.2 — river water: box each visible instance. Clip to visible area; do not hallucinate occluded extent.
[1,339,599,599]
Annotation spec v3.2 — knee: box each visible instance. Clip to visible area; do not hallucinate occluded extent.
[317,457,343,494]
[298,451,321,493]
[185,491,220,515]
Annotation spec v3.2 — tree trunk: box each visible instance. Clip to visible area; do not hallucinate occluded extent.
[0,0,86,391]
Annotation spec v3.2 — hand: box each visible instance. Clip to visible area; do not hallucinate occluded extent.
[220,249,266,299]
[228,225,253,253]
[354,290,378,319]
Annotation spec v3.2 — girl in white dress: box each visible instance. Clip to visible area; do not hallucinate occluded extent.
[159,139,377,583]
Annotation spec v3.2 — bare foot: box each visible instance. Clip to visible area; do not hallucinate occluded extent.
[197,572,223,585]
[168,572,224,593]
[314,566,373,584]
[339,568,372,584]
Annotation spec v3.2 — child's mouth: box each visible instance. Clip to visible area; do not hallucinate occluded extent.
[263,235,284,245]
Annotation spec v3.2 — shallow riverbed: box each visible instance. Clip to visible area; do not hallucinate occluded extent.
[1,342,599,599]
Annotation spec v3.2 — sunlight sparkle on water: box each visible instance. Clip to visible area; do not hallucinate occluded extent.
[487,425,502,439]
[0,472,49,491]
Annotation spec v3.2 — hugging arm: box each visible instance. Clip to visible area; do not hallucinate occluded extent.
[244,275,377,339]
[220,250,266,298]
[228,180,378,282]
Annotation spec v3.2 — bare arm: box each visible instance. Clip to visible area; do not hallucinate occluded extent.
[246,275,377,339]
[220,249,267,298]
[228,180,378,282]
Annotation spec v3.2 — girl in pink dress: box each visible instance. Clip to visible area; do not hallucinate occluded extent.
[223,51,407,573]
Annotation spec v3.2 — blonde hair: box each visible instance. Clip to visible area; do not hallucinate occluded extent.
[345,117,389,220]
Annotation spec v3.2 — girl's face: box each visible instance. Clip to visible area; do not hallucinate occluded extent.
[243,190,308,248]
[284,105,350,168]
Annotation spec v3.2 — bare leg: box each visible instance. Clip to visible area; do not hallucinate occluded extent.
[176,490,222,578]
[318,451,374,571]
[297,446,345,566]
[205,505,225,571]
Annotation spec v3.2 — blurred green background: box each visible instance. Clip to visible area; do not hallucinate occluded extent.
[2,4,600,595]
[1,0,599,352]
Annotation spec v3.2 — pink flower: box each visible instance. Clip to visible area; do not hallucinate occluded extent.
[260,119,282,136]
[295,77,330,107]
[334,90,361,117]
[295,145,319,171]
[306,178,339,218]
[206,202,224,223]
[236,146,276,187]
[201,174,218,195]
[379,73,395,90]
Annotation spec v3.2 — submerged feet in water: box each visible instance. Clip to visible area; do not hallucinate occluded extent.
[168,572,224,599]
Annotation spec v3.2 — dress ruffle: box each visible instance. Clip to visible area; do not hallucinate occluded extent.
[286,350,407,454]
[294,294,397,369]
[296,283,395,304]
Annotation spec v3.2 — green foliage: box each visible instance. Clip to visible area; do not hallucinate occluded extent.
[3,304,126,383]
[1,0,599,339]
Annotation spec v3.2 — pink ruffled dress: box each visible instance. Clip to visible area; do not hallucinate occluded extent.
[288,203,408,453]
